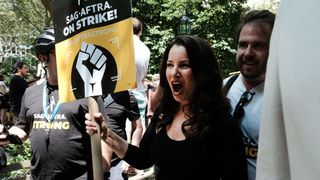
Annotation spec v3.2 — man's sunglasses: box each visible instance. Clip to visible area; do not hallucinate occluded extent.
[233,91,255,124]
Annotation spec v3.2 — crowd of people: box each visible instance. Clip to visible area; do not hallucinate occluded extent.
[0,2,318,179]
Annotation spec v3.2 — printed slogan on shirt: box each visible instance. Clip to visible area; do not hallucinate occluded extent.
[52,0,136,103]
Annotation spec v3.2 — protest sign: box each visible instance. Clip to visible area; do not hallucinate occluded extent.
[52,1,135,179]
[53,0,136,103]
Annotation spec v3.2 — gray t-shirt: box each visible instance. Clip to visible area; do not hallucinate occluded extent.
[16,82,106,179]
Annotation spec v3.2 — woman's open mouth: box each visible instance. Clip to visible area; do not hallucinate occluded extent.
[172,82,183,95]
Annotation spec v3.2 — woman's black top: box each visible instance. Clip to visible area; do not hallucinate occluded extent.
[123,113,248,180]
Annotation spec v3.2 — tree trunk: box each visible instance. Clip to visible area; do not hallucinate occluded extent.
[40,0,52,26]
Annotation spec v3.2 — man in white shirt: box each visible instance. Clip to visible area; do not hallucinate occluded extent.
[131,17,151,134]
[224,10,275,180]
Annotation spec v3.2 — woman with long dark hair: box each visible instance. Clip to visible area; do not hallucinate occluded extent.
[86,35,247,180]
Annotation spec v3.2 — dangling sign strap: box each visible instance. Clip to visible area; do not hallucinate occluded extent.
[42,83,61,123]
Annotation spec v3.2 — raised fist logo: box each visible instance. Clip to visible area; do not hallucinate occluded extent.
[76,42,107,97]
[71,42,118,99]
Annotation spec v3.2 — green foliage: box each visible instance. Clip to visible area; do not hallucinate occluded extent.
[0,0,47,78]
[0,0,46,45]
[0,0,249,77]
[133,0,247,77]
[5,141,31,164]
[246,0,280,13]
[0,141,31,179]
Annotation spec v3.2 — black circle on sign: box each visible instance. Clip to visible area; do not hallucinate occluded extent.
[71,44,117,99]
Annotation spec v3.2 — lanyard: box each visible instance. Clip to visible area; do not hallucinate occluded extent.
[42,83,61,123]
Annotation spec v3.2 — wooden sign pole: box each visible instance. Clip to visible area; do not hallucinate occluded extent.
[88,96,104,180]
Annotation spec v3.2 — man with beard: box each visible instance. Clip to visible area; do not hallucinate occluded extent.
[223,10,275,180]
